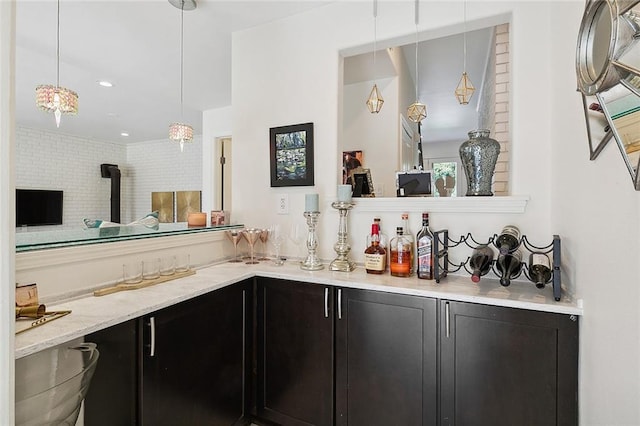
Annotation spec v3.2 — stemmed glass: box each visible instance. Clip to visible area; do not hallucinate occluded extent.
[270,224,285,266]
[289,222,305,256]
[242,228,262,265]
[225,229,244,263]
[258,228,270,260]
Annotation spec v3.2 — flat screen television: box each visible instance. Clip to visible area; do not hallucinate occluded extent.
[16,189,63,226]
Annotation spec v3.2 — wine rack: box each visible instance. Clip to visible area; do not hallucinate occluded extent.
[433,230,562,301]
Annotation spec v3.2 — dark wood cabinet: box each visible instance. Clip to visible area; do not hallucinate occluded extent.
[335,288,438,426]
[85,280,252,426]
[439,300,579,426]
[255,277,334,426]
[256,278,438,426]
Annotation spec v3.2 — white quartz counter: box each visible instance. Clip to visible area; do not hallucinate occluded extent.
[15,261,582,359]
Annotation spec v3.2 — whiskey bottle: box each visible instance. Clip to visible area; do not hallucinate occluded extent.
[496,248,522,287]
[401,213,415,275]
[364,223,386,274]
[390,226,412,278]
[416,212,435,280]
[469,245,494,283]
[496,225,521,255]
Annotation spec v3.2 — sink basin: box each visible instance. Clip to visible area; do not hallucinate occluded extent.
[15,342,99,426]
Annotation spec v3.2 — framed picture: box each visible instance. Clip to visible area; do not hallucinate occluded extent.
[270,122,314,187]
[342,150,364,184]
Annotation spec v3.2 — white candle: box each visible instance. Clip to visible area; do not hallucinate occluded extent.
[305,193,319,212]
[337,184,352,202]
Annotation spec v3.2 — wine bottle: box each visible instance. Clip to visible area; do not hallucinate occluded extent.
[469,245,494,283]
[496,225,521,255]
[496,248,523,287]
[401,213,415,275]
[364,223,386,275]
[416,212,435,280]
[529,252,552,288]
[390,226,412,278]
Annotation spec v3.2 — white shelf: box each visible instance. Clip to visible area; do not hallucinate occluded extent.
[346,195,530,214]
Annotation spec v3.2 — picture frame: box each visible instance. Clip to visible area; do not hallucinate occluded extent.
[270,122,314,187]
[350,166,375,197]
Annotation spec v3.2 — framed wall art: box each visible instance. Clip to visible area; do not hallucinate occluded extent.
[270,122,314,187]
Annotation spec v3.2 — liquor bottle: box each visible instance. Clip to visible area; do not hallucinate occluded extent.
[364,223,386,275]
[401,213,415,275]
[529,252,552,288]
[496,248,523,287]
[469,245,494,283]
[390,226,412,278]
[416,212,435,280]
[496,225,521,255]
[366,217,388,249]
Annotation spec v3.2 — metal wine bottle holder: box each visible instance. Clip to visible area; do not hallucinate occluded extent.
[432,230,562,301]
[300,211,324,271]
[329,201,356,272]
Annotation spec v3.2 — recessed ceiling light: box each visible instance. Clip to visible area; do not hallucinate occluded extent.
[120,132,129,137]
[98,80,113,87]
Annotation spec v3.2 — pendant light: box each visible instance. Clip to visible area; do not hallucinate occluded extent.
[168,0,196,152]
[366,0,384,114]
[407,0,426,123]
[35,0,78,128]
[454,0,476,105]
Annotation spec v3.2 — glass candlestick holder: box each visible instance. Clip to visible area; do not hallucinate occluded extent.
[329,201,356,272]
[301,211,324,271]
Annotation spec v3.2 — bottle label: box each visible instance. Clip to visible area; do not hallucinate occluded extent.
[364,253,386,271]
[531,253,551,268]
[417,240,432,273]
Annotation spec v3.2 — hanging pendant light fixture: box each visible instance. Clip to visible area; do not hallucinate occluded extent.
[454,0,475,105]
[407,0,426,123]
[168,0,196,152]
[366,0,384,114]
[35,0,78,128]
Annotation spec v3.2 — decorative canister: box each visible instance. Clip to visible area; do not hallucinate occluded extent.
[459,129,500,196]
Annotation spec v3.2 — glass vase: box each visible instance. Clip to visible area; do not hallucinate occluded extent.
[459,129,500,196]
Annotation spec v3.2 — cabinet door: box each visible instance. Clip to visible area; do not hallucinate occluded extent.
[440,301,579,426]
[335,288,438,426]
[142,281,251,426]
[256,278,334,426]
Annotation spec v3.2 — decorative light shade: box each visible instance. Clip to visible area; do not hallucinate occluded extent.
[407,102,427,123]
[366,84,384,113]
[169,122,193,152]
[455,72,476,105]
[35,85,78,128]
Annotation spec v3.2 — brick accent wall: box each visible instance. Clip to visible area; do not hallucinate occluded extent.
[493,23,510,196]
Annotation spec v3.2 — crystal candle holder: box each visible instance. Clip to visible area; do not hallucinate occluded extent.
[329,201,356,272]
[301,211,324,271]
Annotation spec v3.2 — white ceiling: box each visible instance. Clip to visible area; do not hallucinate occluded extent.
[344,26,494,144]
[15,0,330,143]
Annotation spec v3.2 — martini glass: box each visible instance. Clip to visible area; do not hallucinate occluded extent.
[242,228,262,264]
[258,228,270,260]
[225,229,244,263]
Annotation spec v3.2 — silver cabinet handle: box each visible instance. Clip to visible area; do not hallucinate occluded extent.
[324,288,329,318]
[445,302,450,338]
[338,289,342,320]
[149,316,156,357]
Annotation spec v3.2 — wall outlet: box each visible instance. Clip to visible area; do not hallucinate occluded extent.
[277,194,289,214]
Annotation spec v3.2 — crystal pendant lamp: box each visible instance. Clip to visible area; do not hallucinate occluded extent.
[454,1,475,105]
[407,0,426,123]
[35,0,78,128]
[169,0,196,152]
[366,0,384,114]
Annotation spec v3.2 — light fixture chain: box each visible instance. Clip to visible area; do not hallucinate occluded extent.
[414,0,419,100]
[373,0,377,81]
[463,0,467,72]
[56,0,60,87]
[180,0,185,119]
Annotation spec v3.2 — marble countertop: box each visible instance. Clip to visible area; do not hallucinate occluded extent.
[15,261,582,359]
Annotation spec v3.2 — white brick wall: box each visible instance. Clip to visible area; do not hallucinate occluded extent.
[16,126,126,231]
[16,126,203,230]
[493,23,510,196]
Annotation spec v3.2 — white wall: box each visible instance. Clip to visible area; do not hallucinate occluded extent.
[343,77,398,196]
[232,1,640,423]
[124,136,202,222]
[15,126,126,229]
[202,106,232,217]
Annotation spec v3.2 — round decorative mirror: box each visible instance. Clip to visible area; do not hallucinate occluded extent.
[576,0,640,189]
